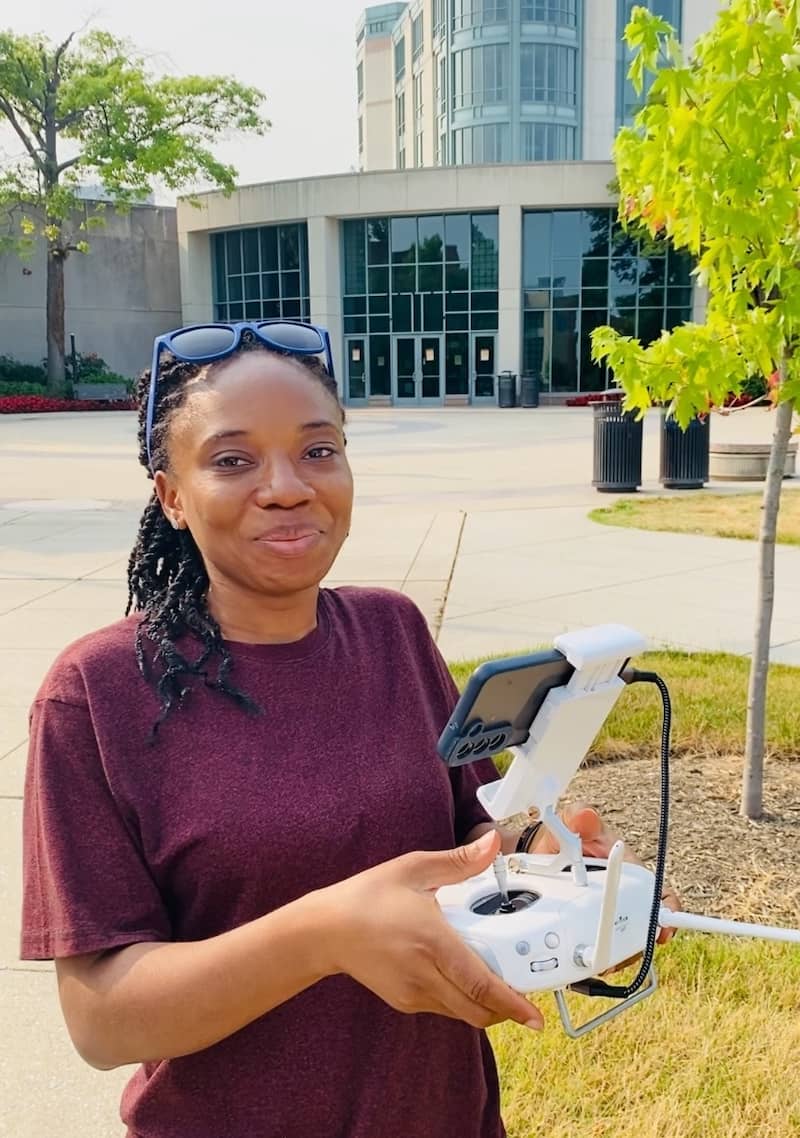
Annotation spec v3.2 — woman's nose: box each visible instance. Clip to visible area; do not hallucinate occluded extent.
[254,457,314,507]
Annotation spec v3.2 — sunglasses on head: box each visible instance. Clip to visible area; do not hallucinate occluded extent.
[145,319,335,470]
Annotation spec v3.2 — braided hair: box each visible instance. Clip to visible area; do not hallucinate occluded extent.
[126,339,344,735]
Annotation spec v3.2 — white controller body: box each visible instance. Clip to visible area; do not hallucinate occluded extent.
[437,855,657,992]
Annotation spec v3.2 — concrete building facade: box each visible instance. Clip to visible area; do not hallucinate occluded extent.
[0,204,181,380]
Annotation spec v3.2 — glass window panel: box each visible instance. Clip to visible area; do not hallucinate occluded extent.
[610,308,637,338]
[609,258,638,305]
[370,334,391,395]
[369,293,390,314]
[343,316,368,334]
[640,257,665,287]
[215,303,228,321]
[471,214,499,289]
[639,284,665,308]
[445,214,471,262]
[392,264,416,293]
[471,311,498,330]
[392,293,413,332]
[226,232,242,275]
[343,219,366,294]
[391,217,417,263]
[369,266,390,295]
[581,209,611,257]
[281,271,301,298]
[553,260,580,307]
[344,296,367,315]
[637,307,665,346]
[446,291,469,311]
[581,287,608,307]
[228,277,243,302]
[282,298,302,318]
[472,290,499,311]
[370,314,391,332]
[610,222,638,260]
[244,274,260,301]
[262,273,280,299]
[666,306,690,331]
[551,210,583,259]
[242,230,260,274]
[367,218,389,264]
[423,294,444,331]
[262,300,281,319]
[582,258,609,287]
[446,312,470,330]
[259,227,278,272]
[523,310,550,383]
[524,288,550,309]
[445,332,469,395]
[228,301,244,320]
[523,212,553,288]
[419,263,443,292]
[418,215,444,261]
[667,286,693,307]
[347,339,366,400]
[551,309,579,391]
[667,248,693,286]
[280,226,300,270]
[212,234,227,302]
[446,263,469,291]
[580,310,609,392]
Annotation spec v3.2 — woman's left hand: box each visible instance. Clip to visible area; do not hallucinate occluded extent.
[532,800,681,948]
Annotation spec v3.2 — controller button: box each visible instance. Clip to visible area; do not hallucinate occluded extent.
[544,932,560,949]
[530,957,559,972]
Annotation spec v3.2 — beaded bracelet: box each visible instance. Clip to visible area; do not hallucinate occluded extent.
[515,820,544,853]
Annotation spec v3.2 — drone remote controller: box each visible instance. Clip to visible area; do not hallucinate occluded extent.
[435,625,800,1037]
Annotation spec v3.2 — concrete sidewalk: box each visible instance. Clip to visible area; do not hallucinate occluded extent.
[1,405,798,1138]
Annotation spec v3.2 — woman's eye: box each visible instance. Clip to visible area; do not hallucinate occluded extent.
[306,446,337,459]
[213,455,249,468]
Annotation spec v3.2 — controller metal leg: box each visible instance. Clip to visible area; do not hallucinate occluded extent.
[553,967,658,1039]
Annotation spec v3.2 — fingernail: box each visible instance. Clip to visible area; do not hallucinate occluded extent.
[525,1017,543,1031]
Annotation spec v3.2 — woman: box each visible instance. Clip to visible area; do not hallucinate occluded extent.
[21,321,676,1138]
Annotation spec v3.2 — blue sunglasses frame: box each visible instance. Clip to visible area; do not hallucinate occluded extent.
[145,319,335,470]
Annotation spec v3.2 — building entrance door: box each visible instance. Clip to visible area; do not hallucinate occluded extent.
[471,334,496,404]
[394,336,443,405]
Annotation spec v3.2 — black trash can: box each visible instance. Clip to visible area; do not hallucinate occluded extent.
[498,371,517,408]
[660,412,710,489]
[520,374,540,408]
[592,393,643,492]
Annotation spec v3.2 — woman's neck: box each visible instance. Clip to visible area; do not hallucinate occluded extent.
[207,581,321,645]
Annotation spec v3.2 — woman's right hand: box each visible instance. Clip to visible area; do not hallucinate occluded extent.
[317,829,544,1032]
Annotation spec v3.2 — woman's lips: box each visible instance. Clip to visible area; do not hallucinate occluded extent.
[253,528,322,557]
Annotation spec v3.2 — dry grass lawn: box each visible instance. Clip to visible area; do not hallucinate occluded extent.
[589,488,800,544]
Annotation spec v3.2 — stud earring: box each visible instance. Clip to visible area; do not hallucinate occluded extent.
[171,518,181,530]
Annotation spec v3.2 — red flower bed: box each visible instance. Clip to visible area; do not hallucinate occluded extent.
[0,395,135,414]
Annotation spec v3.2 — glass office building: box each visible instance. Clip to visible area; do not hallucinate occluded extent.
[340,211,500,404]
[211,223,310,324]
[616,0,682,129]
[522,207,693,393]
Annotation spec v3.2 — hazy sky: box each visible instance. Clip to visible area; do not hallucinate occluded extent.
[2,0,371,198]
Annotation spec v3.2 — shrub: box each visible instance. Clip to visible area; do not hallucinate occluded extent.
[0,381,68,397]
[0,355,46,384]
[0,394,134,414]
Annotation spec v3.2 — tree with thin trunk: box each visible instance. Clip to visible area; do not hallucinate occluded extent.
[592,0,800,819]
[0,28,268,386]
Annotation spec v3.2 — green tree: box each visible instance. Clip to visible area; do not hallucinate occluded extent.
[0,28,268,385]
[591,0,800,819]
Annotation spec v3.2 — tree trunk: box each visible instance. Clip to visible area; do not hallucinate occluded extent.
[741,390,795,819]
[46,248,66,389]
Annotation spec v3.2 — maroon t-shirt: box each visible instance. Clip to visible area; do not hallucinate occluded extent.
[21,586,506,1138]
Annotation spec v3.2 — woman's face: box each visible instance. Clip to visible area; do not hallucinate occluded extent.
[154,351,353,601]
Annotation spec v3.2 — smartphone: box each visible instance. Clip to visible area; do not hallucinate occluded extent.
[438,649,575,767]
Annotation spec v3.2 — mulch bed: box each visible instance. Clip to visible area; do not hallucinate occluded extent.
[566,752,800,926]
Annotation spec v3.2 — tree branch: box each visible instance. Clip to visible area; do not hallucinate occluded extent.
[57,154,82,175]
[0,94,45,172]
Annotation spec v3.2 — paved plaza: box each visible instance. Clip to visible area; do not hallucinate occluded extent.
[1,404,799,1137]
